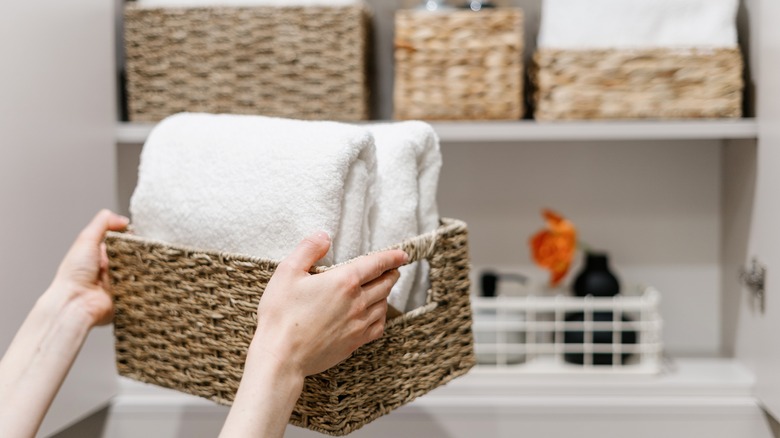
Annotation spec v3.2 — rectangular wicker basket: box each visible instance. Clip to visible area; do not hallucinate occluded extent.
[123,2,371,122]
[531,48,744,120]
[106,218,474,436]
[393,8,524,120]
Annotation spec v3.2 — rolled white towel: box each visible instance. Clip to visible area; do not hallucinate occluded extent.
[130,112,376,265]
[134,0,359,8]
[367,121,442,313]
[538,0,738,49]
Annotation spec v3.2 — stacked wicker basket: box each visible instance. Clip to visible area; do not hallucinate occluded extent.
[393,8,525,120]
[124,2,745,122]
[531,48,743,120]
[530,0,744,120]
[124,2,371,122]
[393,4,743,121]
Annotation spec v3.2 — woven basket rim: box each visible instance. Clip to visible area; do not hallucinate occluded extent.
[105,217,466,268]
[106,218,467,326]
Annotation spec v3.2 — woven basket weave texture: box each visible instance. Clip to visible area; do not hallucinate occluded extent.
[124,4,370,122]
[106,218,474,436]
[532,48,743,120]
[394,9,524,120]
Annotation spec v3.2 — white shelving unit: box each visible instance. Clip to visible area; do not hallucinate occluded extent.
[115,118,759,145]
[111,118,759,392]
[106,359,761,437]
[102,1,780,436]
[115,358,753,405]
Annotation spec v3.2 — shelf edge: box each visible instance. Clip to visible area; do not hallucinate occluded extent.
[117,119,758,145]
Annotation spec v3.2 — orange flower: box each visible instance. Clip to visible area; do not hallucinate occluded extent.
[530,209,577,286]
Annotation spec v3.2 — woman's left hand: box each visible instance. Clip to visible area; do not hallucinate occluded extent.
[50,209,129,327]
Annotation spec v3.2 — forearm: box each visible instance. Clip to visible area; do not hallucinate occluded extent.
[220,343,305,438]
[0,286,93,438]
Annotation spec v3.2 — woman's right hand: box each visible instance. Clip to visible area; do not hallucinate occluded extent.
[221,233,408,438]
[250,232,408,378]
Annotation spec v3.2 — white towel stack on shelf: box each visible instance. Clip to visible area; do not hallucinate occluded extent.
[130,113,442,313]
[538,0,739,49]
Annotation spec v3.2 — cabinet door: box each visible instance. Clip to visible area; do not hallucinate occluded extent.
[0,0,118,436]
[736,0,780,420]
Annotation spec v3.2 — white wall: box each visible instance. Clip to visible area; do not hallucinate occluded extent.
[0,0,118,435]
[440,139,723,356]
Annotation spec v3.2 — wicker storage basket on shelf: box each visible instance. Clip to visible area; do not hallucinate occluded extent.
[123,2,371,122]
[531,48,744,120]
[394,8,524,120]
[106,218,475,436]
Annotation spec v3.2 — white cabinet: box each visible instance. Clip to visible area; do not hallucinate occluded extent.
[109,123,772,438]
[104,0,780,433]
[104,361,773,438]
[734,0,780,422]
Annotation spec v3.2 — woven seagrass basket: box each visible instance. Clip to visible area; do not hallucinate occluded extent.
[106,218,474,436]
[531,48,744,120]
[124,2,371,122]
[394,8,524,120]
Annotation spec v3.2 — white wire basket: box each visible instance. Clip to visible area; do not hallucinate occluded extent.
[471,287,663,374]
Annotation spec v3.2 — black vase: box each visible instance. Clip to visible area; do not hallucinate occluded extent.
[565,252,637,365]
[573,252,620,297]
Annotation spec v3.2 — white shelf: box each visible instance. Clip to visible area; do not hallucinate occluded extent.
[116,119,758,145]
[115,358,753,409]
[446,358,754,399]
[430,119,758,142]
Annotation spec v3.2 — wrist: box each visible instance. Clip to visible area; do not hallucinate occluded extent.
[245,339,305,392]
[37,283,96,332]
[247,325,307,379]
[220,347,305,438]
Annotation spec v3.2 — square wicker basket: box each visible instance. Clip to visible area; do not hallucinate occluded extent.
[531,48,744,120]
[393,8,524,120]
[123,2,371,122]
[106,218,474,436]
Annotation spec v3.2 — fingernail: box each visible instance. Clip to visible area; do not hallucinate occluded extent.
[119,215,130,224]
[403,251,410,263]
[315,231,330,242]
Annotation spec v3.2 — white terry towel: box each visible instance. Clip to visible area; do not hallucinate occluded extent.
[367,121,442,313]
[538,0,738,49]
[135,0,358,8]
[130,113,376,266]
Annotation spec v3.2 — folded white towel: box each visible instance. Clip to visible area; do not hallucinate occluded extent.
[130,113,375,265]
[538,0,738,49]
[367,121,442,312]
[135,0,358,8]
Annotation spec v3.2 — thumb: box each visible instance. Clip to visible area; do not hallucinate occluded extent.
[78,209,129,244]
[280,232,331,273]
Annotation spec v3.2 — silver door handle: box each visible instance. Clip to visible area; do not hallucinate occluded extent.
[740,258,766,313]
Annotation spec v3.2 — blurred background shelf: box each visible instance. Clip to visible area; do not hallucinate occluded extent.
[115,358,753,405]
[116,118,758,145]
